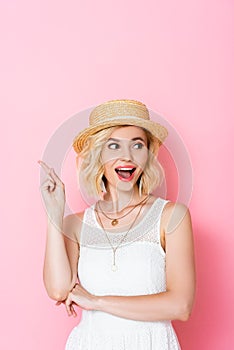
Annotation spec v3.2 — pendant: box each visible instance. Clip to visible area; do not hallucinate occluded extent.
[111,219,118,226]
[111,250,118,271]
[112,264,118,272]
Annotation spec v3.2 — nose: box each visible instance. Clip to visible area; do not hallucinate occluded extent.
[120,144,132,161]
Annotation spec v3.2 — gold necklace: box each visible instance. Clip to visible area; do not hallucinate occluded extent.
[96,195,150,226]
[95,197,149,272]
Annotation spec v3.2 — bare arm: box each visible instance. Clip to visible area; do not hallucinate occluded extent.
[43,214,80,301]
[39,160,80,301]
[91,202,196,322]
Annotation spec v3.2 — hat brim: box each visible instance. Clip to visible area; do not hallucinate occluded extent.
[73,116,168,154]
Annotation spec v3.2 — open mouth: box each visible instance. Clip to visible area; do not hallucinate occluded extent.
[115,167,136,181]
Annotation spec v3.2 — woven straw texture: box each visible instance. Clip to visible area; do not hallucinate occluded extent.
[73,99,168,154]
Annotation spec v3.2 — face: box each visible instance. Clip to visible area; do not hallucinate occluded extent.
[100,126,149,192]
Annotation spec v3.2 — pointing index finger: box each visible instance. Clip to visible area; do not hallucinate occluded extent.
[38,160,63,186]
[38,160,52,175]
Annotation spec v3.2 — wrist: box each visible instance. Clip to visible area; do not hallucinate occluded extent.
[47,213,63,227]
[93,295,105,311]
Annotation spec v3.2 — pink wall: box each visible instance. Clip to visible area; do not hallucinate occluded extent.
[1,0,233,349]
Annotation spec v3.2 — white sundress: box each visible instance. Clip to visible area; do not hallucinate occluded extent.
[65,197,181,349]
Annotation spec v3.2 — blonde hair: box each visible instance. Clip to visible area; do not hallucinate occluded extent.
[76,126,165,198]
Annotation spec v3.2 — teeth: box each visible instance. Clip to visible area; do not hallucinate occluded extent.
[117,168,134,171]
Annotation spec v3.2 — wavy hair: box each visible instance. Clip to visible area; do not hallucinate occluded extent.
[76,126,165,198]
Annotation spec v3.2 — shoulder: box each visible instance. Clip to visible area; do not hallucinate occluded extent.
[161,200,192,234]
[63,209,87,243]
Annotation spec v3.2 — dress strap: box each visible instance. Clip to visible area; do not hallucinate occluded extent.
[79,206,93,246]
[153,198,171,249]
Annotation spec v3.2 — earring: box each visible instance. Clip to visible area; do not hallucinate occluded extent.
[138,176,143,197]
[101,179,106,193]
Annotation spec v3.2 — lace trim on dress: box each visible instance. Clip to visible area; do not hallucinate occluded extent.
[79,197,170,249]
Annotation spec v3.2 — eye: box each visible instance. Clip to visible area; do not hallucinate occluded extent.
[108,143,120,150]
[132,142,144,149]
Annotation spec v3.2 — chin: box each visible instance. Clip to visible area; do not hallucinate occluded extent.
[115,180,137,192]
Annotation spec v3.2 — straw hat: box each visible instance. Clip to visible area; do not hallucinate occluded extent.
[73,99,168,154]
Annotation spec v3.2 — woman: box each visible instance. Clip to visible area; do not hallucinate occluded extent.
[39,99,196,349]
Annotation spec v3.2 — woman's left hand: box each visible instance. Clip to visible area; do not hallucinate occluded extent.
[64,283,98,317]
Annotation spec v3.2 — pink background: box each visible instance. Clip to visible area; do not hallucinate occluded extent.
[1,0,233,349]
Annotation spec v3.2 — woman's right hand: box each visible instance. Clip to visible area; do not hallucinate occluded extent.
[38,160,66,221]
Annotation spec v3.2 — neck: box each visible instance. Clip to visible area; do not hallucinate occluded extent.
[102,184,145,213]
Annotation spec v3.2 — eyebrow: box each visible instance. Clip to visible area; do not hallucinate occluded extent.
[107,137,146,143]
[131,137,146,142]
[107,138,120,142]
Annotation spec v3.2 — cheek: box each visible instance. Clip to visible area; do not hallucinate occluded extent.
[101,149,118,165]
[103,161,115,178]
[133,150,149,168]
